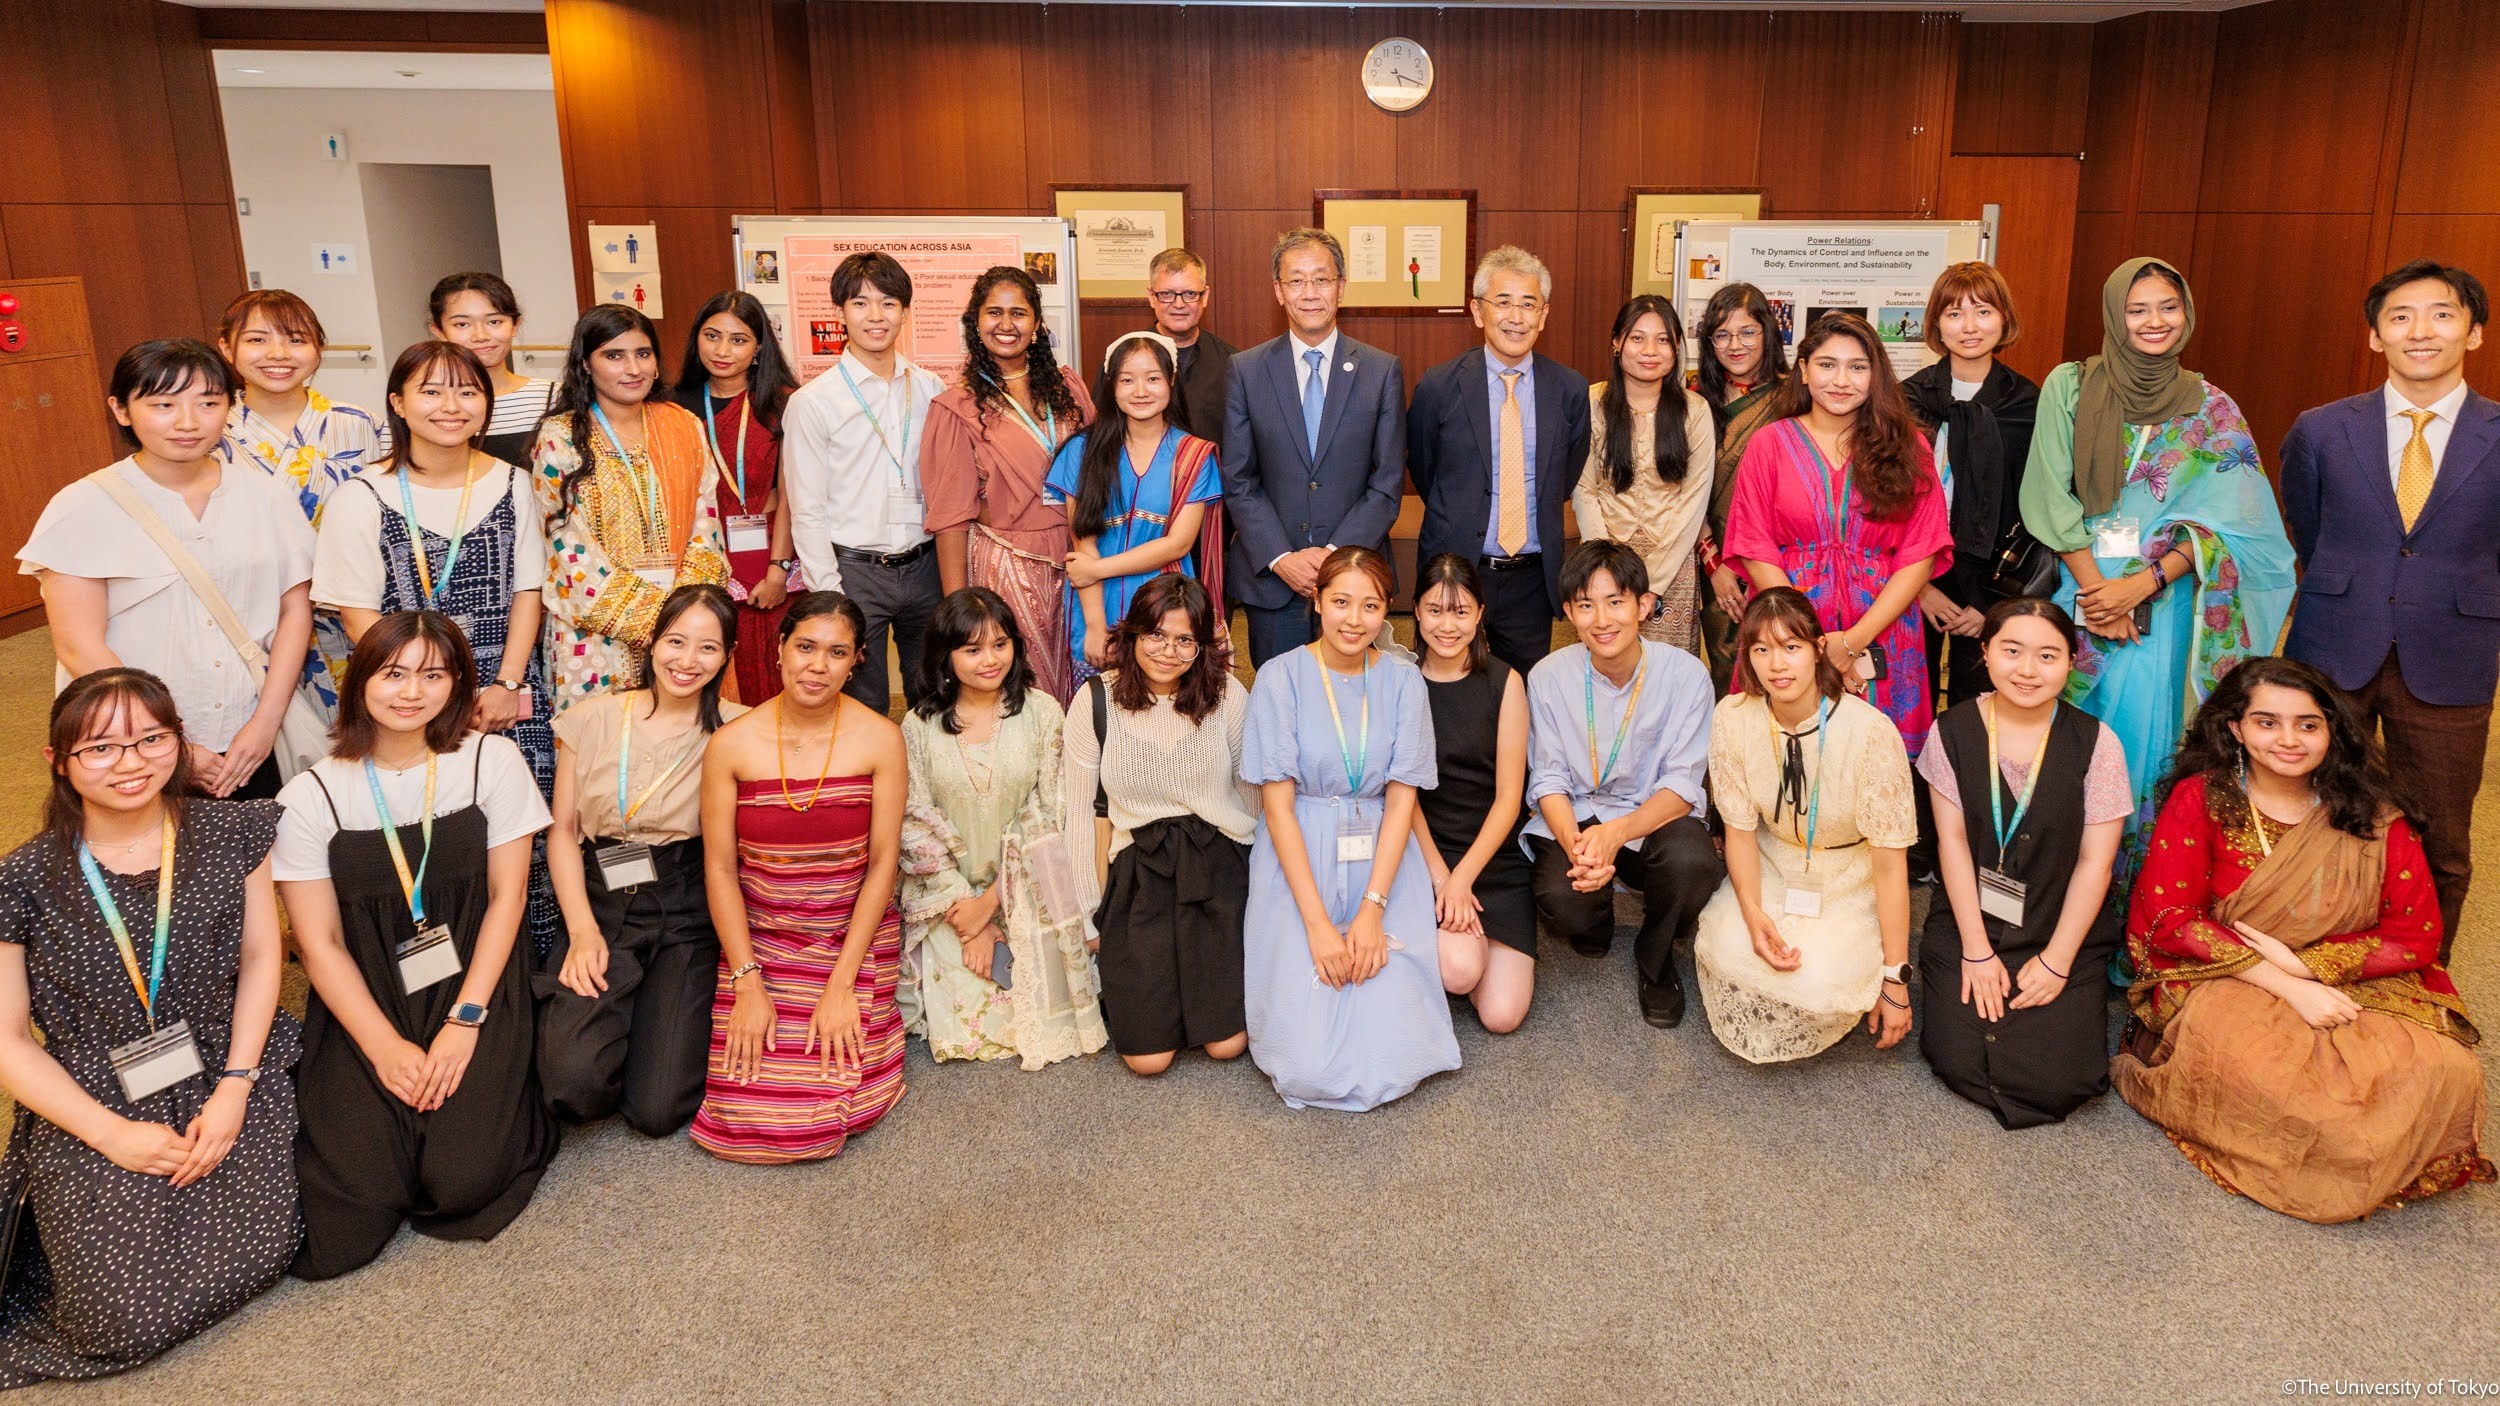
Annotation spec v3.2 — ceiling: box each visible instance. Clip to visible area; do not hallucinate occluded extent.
[214,49,553,88]
[175,0,2269,19]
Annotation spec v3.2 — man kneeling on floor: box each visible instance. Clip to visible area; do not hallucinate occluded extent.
[1524,540,1724,1027]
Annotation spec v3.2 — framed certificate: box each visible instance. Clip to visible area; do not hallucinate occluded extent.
[1051,185,1190,304]
[1313,189,1476,314]
[1625,187,1768,299]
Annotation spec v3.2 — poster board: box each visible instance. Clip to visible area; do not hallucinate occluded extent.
[1313,190,1476,314]
[1672,219,1992,380]
[731,215,1080,386]
[1624,189,1765,300]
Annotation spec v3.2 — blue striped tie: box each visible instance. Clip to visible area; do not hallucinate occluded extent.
[1302,348,1325,458]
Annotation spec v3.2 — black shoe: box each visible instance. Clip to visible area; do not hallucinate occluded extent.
[1570,935,1612,958]
[1638,973,1686,1029]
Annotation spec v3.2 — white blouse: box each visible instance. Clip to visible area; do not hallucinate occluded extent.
[311,462,548,612]
[1062,674,1257,911]
[16,456,316,752]
[271,732,551,881]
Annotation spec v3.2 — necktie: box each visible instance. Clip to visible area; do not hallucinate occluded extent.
[1496,368,1528,556]
[2396,408,2437,531]
[1302,349,1326,458]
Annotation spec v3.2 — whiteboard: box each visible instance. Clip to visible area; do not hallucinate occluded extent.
[1672,219,1993,380]
[731,215,1079,387]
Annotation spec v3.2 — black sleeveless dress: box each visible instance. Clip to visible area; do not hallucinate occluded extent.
[1420,659,1538,956]
[291,740,555,1280]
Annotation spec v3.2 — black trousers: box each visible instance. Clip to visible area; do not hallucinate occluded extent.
[836,547,939,715]
[1477,556,1556,676]
[534,836,719,1137]
[1526,814,1723,986]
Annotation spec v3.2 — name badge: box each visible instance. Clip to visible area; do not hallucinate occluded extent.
[726,514,771,554]
[1335,831,1375,865]
[594,839,660,890]
[397,923,463,995]
[636,567,678,593]
[1978,869,2028,926]
[884,492,927,528]
[1781,880,1824,918]
[110,1019,206,1104]
[2094,517,2141,560]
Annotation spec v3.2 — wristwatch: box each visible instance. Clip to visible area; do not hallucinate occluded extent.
[491,677,526,693]
[772,557,800,575]
[445,1002,490,1028]
[220,1066,262,1085]
[1880,962,1912,987]
[1363,890,1391,910]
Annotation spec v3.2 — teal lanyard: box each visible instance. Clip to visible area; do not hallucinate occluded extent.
[1312,645,1370,792]
[1791,422,1851,542]
[838,362,920,486]
[702,388,750,507]
[1583,653,1646,788]
[76,820,176,1027]
[1000,390,1058,455]
[393,465,475,605]
[363,756,438,927]
[590,402,665,536]
[1984,698,2055,864]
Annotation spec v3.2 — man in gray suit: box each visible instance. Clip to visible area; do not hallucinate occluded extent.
[1220,228,1408,665]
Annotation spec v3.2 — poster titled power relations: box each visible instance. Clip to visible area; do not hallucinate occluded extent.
[1678,222,1976,381]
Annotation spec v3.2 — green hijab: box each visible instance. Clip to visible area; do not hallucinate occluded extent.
[2073,257,2205,517]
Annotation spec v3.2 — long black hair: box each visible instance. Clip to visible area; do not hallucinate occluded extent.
[673,290,797,426]
[914,587,1034,734]
[547,304,663,525]
[2159,656,2420,839]
[1597,294,1696,492]
[959,266,1081,429]
[1695,282,1791,419]
[1414,553,1492,676]
[1070,335,1188,540]
[636,582,739,733]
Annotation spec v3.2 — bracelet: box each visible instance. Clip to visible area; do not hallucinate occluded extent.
[1962,951,2001,964]
[728,960,764,985]
[2038,953,2071,980]
[1880,991,1911,1010]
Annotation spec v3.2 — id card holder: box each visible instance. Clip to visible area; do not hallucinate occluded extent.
[1978,869,2027,925]
[635,567,678,593]
[726,514,772,554]
[1781,879,1824,918]
[1335,812,1374,866]
[595,839,659,890]
[110,1019,205,1104]
[884,492,927,528]
[2094,517,2141,560]
[396,924,463,995]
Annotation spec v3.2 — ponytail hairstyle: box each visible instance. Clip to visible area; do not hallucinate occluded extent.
[636,582,740,733]
[959,266,1081,429]
[1772,312,1926,521]
[1597,294,1696,492]
[1071,335,1187,540]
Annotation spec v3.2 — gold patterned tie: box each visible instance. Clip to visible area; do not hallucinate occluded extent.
[2397,408,2437,531]
[1496,368,1528,556]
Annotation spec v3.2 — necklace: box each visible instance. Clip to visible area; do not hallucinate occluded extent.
[84,831,152,856]
[999,368,1031,381]
[774,698,842,812]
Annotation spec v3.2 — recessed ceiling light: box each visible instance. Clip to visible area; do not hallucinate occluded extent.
[397,69,421,78]
[234,67,266,74]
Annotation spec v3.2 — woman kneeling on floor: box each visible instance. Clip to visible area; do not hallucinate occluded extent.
[2114,656,2492,1222]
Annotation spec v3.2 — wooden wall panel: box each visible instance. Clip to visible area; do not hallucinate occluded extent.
[767,0,821,212]
[1952,23,2091,156]
[1,207,230,363]
[3,0,192,207]
[2393,0,2500,213]
[1940,155,2080,385]
[813,2,1038,211]
[2075,14,2218,216]
[1200,8,1398,211]
[2190,212,2377,456]
[548,0,778,212]
[1029,5,1213,199]
[1607,11,1770,197]
[1758,13,1953,215]
[1392,9,1585,211]
[2198,0,2402,215]
[2384,214,2500,390]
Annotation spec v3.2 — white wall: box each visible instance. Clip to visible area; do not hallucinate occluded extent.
[218,85,577,409]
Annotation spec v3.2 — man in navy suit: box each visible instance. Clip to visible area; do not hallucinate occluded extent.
[1406,245,1592,674]
[2282,259,2494,960]
[1220,228,1408,665]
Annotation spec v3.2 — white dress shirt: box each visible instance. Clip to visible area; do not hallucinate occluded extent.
[2383,380,2470,491]
[780,349,947,594]
[1290,328,1342,405]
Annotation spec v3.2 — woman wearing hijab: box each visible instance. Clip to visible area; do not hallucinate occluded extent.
[2018,258,2295,873]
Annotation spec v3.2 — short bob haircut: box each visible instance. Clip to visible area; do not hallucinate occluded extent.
[379,340,492,470]
[331,611,479,760]
[831,250,914,309]
[1976,595,2079,658]
[107,339,237,448]
[1413,553,1493,676]
[915,587,1033,734]
[1559,539,1650,603]
[636,582,740,734]
[1108,573,1230,725]
[1734,587,1846,702]
[218,288,326,353]
[1922,261,2022,355]
[1271,227,1347,281]
[2364,258,2489,330]
[1313,544,1395,604]
[45,668,198,851]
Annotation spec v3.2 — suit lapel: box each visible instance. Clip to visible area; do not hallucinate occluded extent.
[2344,395,2405,537]
[1531,352,1570,497]
[2419,389,2500,530]
[1313,337,1361,463]
[1266,340,1314,470]
[1462,348,1495,478]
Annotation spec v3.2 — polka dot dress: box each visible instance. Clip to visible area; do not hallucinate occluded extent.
[0,800,301,1387]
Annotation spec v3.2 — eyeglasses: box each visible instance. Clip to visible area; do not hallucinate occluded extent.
[1148,289,1207,306]
[1477,296,1546,315]
[67,730,180,771]
[1281,277,1342,294]
[1139,630,1201,658]
[1710,328,1764,348]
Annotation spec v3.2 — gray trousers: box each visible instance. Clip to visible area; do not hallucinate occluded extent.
[833,546,939,715]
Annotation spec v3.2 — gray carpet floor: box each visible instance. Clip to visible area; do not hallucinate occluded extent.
[4,624,2495,1404]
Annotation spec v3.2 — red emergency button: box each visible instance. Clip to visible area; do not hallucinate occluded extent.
[0,321,24,354]
[0,294,18,316]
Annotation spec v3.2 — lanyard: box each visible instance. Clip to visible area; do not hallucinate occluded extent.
[1982,697,2055,868]
[1792,422,1850,541]
[1001,390,1058,455]
[1583,652,1647,788]
[77,818,177,1029]
[395,457,482,604]
[364,754,439,927]
[617,696,703,827]
[1309,644,1370,792]
[1768,697,1834,854]
[838,362,920,486]
[702,389,754,508]
[591,402,666,537]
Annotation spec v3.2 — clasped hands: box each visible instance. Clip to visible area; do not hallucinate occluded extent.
[946,889,1007,983]
[2234,920,2362,1029]
[2075,568,2160,642]
[1306,903,1391,989]
[1561,819,1626,893]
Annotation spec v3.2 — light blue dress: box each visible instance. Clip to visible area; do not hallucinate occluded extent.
[1043,426,1221,677]
[1240,646,1459,1111]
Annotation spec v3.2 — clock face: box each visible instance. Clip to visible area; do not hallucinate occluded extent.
[1362,37,1433,113]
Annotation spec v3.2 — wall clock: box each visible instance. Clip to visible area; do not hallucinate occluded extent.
[1362,37,1433,114]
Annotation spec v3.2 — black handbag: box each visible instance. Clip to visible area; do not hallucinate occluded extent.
[1986,527,2062,604]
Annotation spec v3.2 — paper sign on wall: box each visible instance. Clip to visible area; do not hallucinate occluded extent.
[596,272,663,320]
[589,224,657,274]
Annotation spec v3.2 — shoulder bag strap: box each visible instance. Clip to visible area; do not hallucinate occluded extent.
[82,469,271,681]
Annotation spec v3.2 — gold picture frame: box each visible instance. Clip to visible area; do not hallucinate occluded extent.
[1625,188,1768,299]
[1313,189,1477,314]
[1051,185,1190,304]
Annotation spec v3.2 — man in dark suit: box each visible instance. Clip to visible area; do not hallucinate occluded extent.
[1406,245,1592,674]
[2282,259,2494,960]
[1220,228,1407,665]
[1148,247,1235,445]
